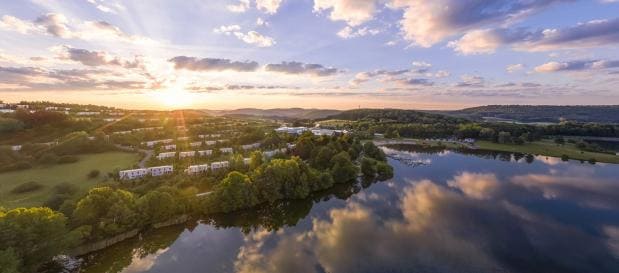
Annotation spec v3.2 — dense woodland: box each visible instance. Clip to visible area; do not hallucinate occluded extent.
[442,105,619,123]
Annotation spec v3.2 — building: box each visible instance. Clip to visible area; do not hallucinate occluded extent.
[45,106,59,111]
[198,150,213,157]
[11,145,22,151]
[220,147,233,154]
[217,139,229,144]
[190,141,202,148]
[275,127,309,135]
[161,139,174,144]
[76,111,100,116]
[163,144,176,150]
[157,152,176,160]
[112,130,132,135]
[243,158,251,165]
[119,168,149,180]
[205,140,217,146]
[16,104,29,109]
[311,128,348,136]
[242,143,261,150]
[287,143,296,149]
[177,136,190,141]
[210,161,229,171]
[179,151,196,158]
[149,165,173,176]
[185,164,209,175]
[198,134,207,139]
[0,109,15,113]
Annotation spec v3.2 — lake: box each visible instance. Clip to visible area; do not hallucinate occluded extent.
[80,145,619,273]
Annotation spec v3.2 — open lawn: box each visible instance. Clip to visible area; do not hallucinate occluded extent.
[476,140,619,164]
[0,151,141,209]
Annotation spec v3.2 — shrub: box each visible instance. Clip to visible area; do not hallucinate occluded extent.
[87,169,100,179]
[43,193,72,210]
[0,161,32,173]
[376,161,394,181]
[361,157,377,177]
[53,182,79,195]
[57,155,79,164]
[10,181,43,194]
[37,152,59,164]
[561,154,569,161]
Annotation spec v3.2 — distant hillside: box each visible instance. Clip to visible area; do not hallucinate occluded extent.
[442,105,619,124]
[325,108,466,124]
[203,108,341,120]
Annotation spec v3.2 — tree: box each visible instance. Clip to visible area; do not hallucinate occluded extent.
[249,150,263,170]
[215,171,258,212]
[72,187,138,240]
[0,207,73,273]
[363,142,386,161]
[554,136,565,145]
[312,146,336,170]
[252,158,309,203]
[294,134,315,160]
[361,157,377,177]
[137,190,177,225]
[497,131,512,144]
[330,152,359,183]
[376,161,394,180]
[0,248,19,273]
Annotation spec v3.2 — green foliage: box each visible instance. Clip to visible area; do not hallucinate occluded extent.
[253,158,307,203]
[87,169,100,178]
[554,137,565,145]
[72,187,138,240]
[10,181,43,194]
[330,152,358,183]
[57,155,79,164]
[0,207,73,273]
[497,131,512,144]
[363,142,386,161]
[361,157,378,177]
[214,171,258,213]
[294,134,315,160]
[0,118,24,134]
[37,152,59,165]
[375,161,394,181]
[0,248,19,273]
[137,189,178,225]
[312,146,336,170]
[249,150,263,170]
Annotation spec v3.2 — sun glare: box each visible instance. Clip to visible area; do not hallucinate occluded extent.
[154,87,194,109]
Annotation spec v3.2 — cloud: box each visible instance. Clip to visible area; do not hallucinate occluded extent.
[0,13,156,45]
[534,59,619,73]
[507,64,525,73]
[54,45,142,68]
[337,26,379,39]
[511,174,619,209]
[387,0,570,47]
[213,25,275,47]
[394,77,434,87]
[447,172,500,200]
[265,61,341,76]
[412,61,431,68]
[234,31,276,47]
[449,18,619,54]
[86,0,126,14]
[314,0,378,26]
[256,0,284,14]
[168,56,260,72]
[455,74,485,88]
[227,0,251,13]
[349,69,409,85]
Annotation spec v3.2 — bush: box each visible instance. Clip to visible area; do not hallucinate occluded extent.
[361,157,377,177]
[376,161,394,181]
[53,182,79,195]
[43,193,73,210]
[87,169,100,179]
[561,154,569,161]
[10,181,43,194]
[0,161,32,173]
[37,152,59,164]
[57,155,79,164]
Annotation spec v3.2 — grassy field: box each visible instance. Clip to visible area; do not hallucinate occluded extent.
[476,140,619,164]
[0,151,141,209]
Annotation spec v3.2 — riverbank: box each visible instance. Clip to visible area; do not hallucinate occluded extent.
[374,138,619,164]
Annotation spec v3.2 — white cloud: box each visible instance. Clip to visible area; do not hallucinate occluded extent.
[256,0,283,14]
[507,64,525,73]
[337,26,379,39]
[314,0,378,26]
[227,0,251,13]
[256,18,268,26]
[412,61,431,68]
[213,25,275,47]
[234,31,276,47]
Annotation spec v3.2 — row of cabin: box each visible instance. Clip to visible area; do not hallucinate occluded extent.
[198,134,222,139]
[241,143,261,150]
[185,158,252,174]
[119,165,173,180]
[156,148,234,160]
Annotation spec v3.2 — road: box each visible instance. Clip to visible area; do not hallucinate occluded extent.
[114,144,153,168]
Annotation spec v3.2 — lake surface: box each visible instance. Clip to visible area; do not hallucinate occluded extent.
[81,145,619,273]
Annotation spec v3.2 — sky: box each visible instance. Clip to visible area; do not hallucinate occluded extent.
[0,0,618,110]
